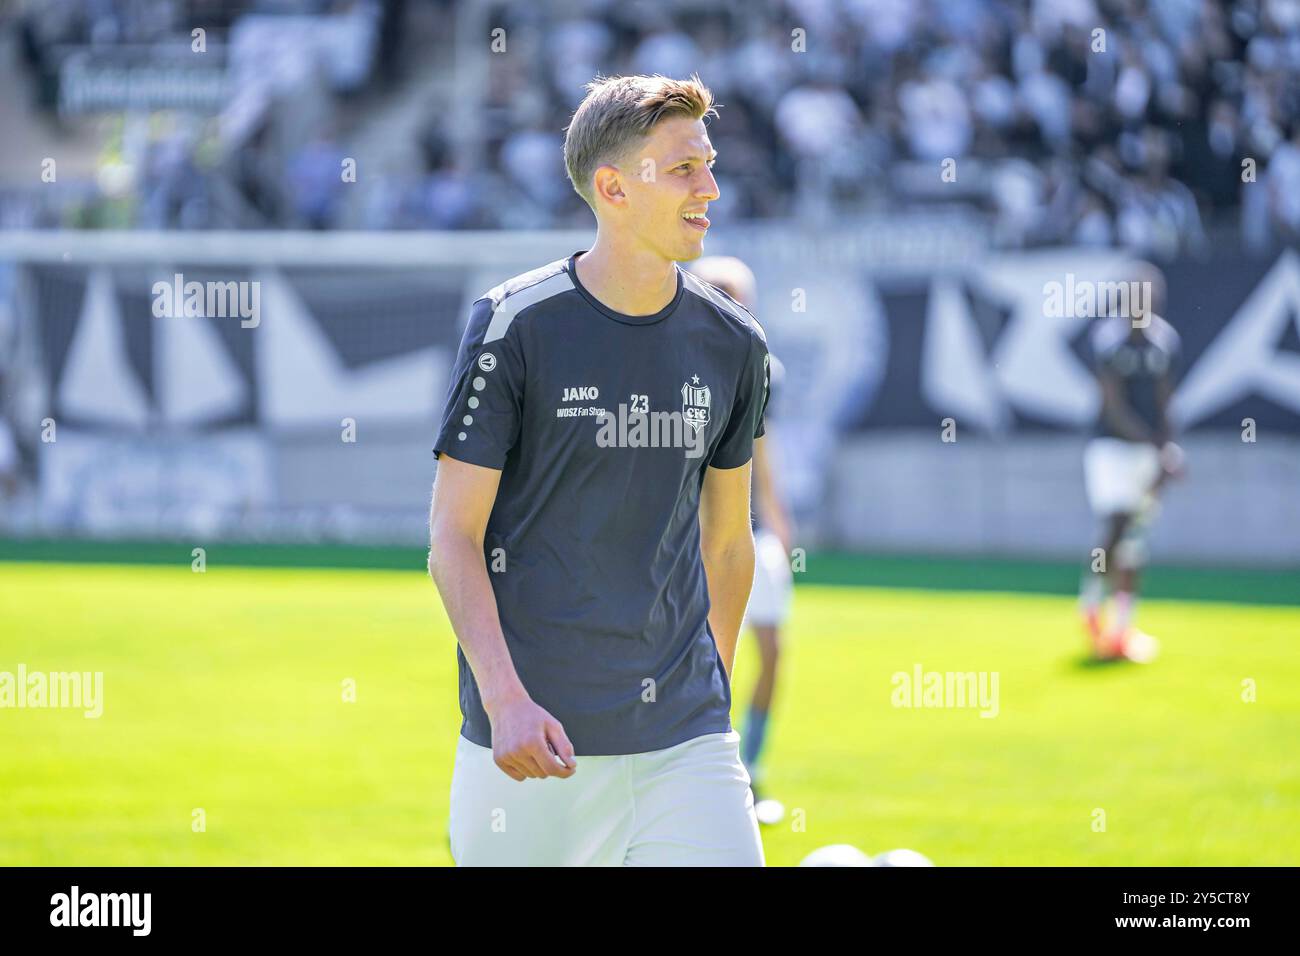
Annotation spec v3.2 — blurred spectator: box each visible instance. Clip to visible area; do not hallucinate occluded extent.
[6,0,1300,255]
[0,372,18,500]
[287,131,347,230]
[1267,123,1300,241]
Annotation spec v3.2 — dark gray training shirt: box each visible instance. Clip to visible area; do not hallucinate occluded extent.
[433,251,770,755]
[1089,315,1180,440]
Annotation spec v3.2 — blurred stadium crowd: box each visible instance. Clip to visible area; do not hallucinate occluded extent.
[3,0,1300,256]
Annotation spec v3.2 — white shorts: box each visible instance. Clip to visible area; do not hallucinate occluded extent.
[1084,438,1160,516]
[448,730,764,866]
[743,529,793,628]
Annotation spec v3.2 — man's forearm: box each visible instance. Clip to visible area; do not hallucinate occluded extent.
[1157,379,1175,446]
[702,535,756,678]
[428,532,527,713]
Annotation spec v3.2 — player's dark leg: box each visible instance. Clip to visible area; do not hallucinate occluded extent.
[1108,499,1156,654]
[1104,548,1162,661]
[1111,564,1138,638]
[741,623,780,781]
[1081,512,1132,655]
[1101,513,1132,573]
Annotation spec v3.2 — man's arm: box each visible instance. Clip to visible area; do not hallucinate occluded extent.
[1153,370,1186,483]
[428,454,576,780]
[699,460,757,679]
[1154,370,1176,447]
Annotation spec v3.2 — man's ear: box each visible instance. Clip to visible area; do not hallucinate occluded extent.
[593,165,625,206]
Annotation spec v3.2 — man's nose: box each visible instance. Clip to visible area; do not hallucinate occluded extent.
[697,167,720,202]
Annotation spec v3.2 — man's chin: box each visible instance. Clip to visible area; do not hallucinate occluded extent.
[673,242,707,263]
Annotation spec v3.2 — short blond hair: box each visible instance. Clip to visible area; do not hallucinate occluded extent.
[563,74,718,208]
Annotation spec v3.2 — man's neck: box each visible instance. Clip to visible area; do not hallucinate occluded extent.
[574,236,679,317]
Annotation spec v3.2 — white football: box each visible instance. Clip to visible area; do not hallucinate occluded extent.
[874,848,935,867]
[754,798,786,826]
[798,844,877,867]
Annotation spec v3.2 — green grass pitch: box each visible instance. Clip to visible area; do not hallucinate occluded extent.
[1,561,1296,866]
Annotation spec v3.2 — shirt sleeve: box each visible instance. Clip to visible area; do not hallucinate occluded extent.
[433,296,526,470]
[707,330,770,470]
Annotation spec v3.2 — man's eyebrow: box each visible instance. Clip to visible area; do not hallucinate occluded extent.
[669,148,718,164]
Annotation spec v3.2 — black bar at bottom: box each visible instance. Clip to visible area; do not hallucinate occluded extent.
[0,867,1291,941]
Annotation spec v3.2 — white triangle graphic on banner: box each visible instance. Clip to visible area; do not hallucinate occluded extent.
[156,290,248,425]
[923,277,1009,432]
[984,249,1131,426]
[59,267,150,427]
[1173,248,1300,426]
[254,270,438,426]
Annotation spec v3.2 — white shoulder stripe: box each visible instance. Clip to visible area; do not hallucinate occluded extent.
[682,271,752,326]
[483,271,574,343]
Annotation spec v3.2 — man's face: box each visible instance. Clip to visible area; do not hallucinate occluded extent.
[605,116,720,262]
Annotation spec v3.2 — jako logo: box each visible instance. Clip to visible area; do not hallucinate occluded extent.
[50,886,151,936]
[562,386,599,401]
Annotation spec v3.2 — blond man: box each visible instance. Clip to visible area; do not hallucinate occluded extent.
[429,75,769,866]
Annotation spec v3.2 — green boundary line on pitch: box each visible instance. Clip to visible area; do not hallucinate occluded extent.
[803,552,1299,606]
[1,537,1296,606]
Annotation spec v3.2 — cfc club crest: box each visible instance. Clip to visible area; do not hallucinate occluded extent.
[681,375,710,432]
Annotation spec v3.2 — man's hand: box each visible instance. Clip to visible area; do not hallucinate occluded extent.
[1159,441,1186,480]
[485,691,577,782]
[429,454,577,783]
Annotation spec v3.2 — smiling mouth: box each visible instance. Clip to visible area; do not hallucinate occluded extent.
[682,212,710,231]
